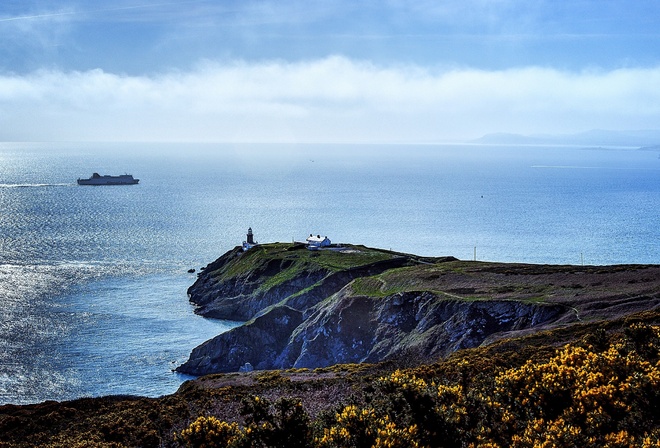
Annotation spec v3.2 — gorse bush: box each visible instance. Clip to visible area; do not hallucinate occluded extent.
[175,323,660,448]
[485,326,660,447]
[315,405,421,448]
[174,416,241,448]
[240,395,311,448]
[175,396,311,448]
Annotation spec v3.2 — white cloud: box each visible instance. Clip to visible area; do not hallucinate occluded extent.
[1,56,660,142]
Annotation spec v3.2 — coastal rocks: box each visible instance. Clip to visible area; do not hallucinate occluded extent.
[239,363,254,373]
[178,244,429,375]
[187,246,332,321]
[177,305,303,375]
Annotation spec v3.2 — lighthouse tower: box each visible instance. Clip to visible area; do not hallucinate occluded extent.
[242,228,257,251]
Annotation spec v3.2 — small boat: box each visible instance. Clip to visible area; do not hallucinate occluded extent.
[77,173,139,185]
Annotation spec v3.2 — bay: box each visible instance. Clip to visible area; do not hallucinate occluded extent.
[0,142,658,405]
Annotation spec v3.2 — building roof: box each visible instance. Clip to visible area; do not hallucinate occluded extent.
[306,234,329,242]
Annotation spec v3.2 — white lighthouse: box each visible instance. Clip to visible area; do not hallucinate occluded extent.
[243,227,257,251]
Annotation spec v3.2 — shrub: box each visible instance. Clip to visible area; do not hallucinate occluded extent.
[315,404,421,448]
[240,396,311,448]
[174,416,242,448]
[483,324,660,446]
[174,324,660,448]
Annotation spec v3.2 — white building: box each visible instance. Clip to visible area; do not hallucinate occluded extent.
[306,234,331,247]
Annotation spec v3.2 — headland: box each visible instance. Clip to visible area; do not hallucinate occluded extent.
[1,241,659,447]
[177,241,660,376]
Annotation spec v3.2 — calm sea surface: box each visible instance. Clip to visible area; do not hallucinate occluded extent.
[0,142,658,404]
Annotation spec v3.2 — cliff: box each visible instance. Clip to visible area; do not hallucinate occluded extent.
[178,243,660,376]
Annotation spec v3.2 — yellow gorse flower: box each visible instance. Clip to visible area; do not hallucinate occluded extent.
[173,324,660,448]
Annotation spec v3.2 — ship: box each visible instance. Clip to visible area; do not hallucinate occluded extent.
[77,173,139,185]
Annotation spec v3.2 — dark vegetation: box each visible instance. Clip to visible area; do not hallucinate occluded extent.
[2,313,660,447]
[1,245,659,447]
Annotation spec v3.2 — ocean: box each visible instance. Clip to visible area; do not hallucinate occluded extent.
[0,142,658,405]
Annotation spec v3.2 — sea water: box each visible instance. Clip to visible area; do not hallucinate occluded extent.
[0,142,658,405]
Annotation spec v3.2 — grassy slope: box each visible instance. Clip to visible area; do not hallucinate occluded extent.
[351,261,660,321]
[189,243,412,321]
[210,244,397,283]
[198,243,403,308]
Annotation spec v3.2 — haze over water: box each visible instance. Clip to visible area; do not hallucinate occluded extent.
[0,142,658,405]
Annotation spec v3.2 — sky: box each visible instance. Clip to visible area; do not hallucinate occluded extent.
[1,0,660,143]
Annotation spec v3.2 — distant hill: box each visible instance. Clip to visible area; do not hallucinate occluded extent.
[473,129,660,147]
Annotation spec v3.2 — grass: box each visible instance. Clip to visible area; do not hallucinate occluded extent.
[346,260,622,306]
[312,247,395,271]
[349,265,430,297]
[214,243,398,293]
[257,259,319,292]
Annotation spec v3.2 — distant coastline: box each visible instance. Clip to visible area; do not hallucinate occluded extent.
[472,129,660,147]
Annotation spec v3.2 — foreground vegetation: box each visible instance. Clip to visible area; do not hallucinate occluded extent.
[2,311,660,447]
[175,320,660,448]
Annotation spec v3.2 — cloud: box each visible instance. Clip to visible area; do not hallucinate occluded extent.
[1,56,660,142]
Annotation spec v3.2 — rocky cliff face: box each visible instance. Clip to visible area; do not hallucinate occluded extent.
[180,305,304,374]
[179,243,430,374]
[285,290,567,368]
[178,285,568,375]
[187,245,328,321]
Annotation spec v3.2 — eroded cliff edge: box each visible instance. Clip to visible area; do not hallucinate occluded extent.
[177,243,660,376]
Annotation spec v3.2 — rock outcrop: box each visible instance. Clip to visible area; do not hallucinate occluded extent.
[180,305,304,374]
[177,243,660,376]
[282,291,566,369]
